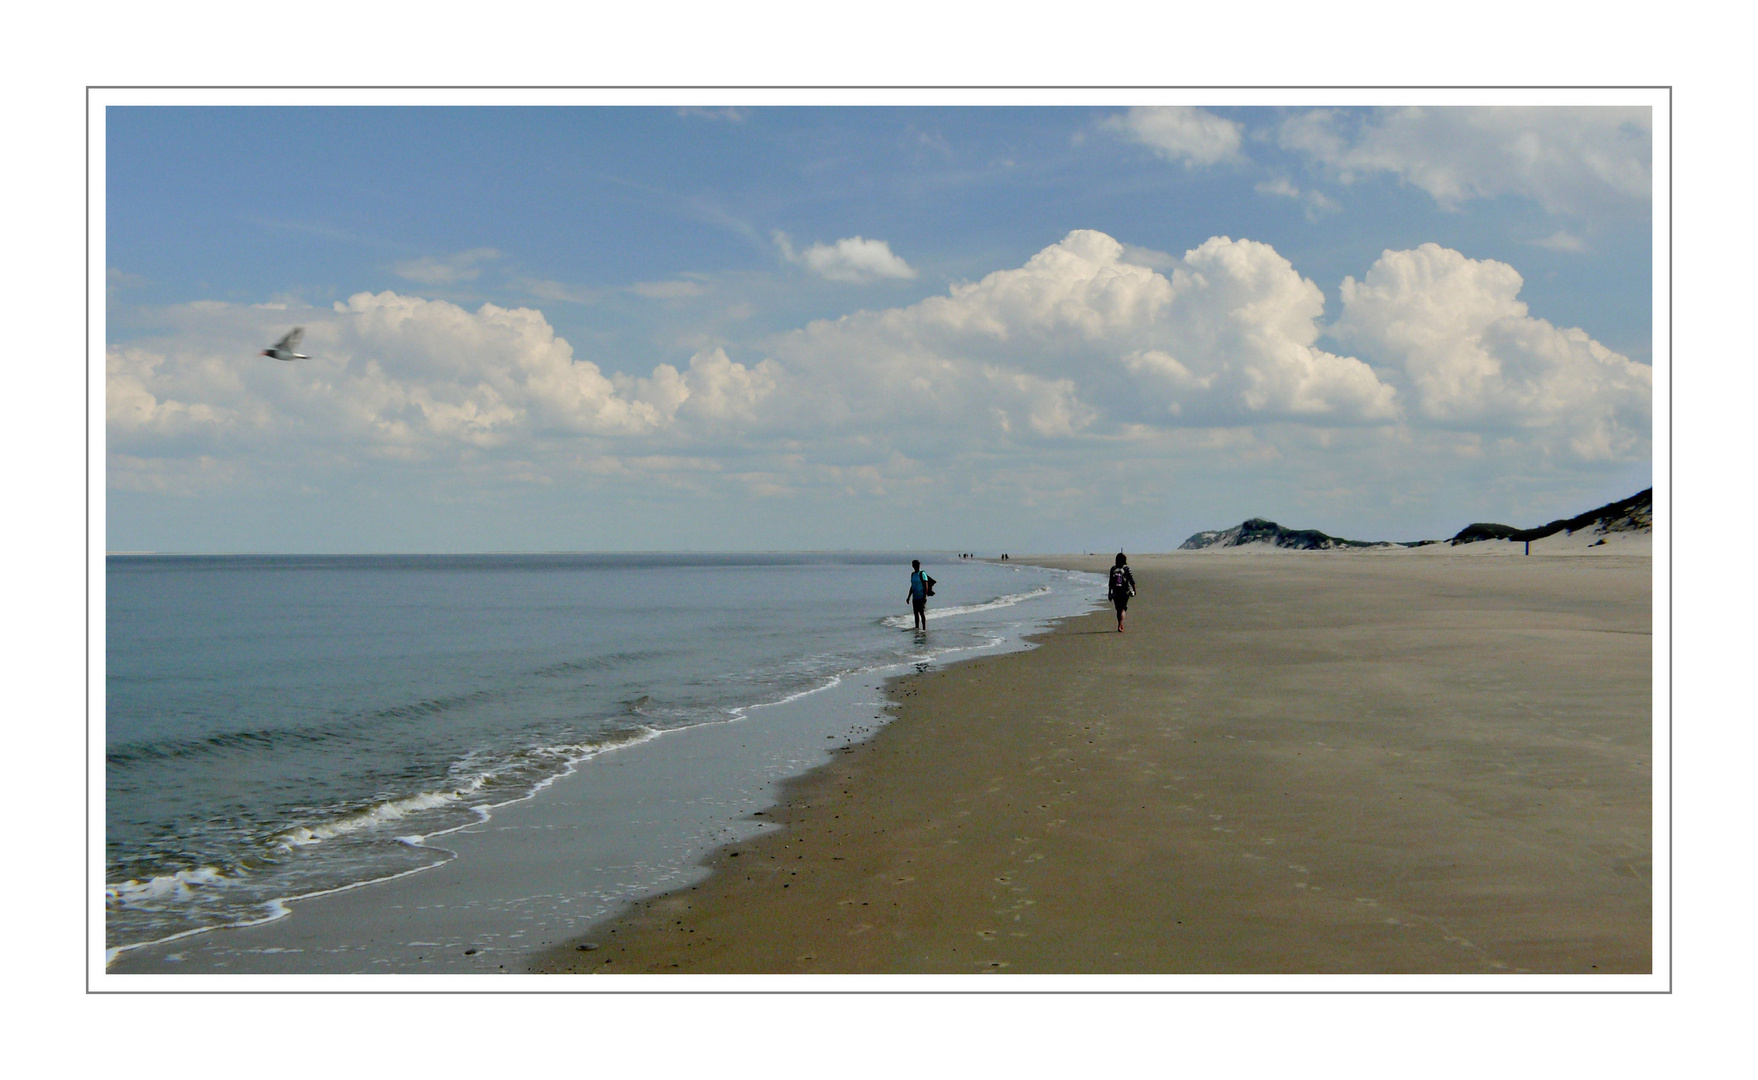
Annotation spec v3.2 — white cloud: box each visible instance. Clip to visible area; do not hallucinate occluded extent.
[512,277,597,304]
[393,248,502,285]
[765,229,1397,435]
[108,232,1647,521]
[676,107,747,123]
[1254,176,1341,221]
[1102,106,1244,167]
[1332,244,1650,459]
[1117,242,1179,270]
[774,232,918,283]
[108,453,242,496]
[108,232,1406,477]
[630,279,709,300]
[1531,229,1590,253]
[617,347,782,427]
[107,345,233,438]
[106,293,782,470]
[1277,107,1651,215]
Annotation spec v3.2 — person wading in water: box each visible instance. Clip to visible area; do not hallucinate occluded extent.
[1107,552,1137,633]
[906,559,935,633]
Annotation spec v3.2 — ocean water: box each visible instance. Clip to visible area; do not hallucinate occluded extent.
[105,553,1100,959]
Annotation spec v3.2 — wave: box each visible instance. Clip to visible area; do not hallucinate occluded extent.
[104,726,664,963]
[106,561,1104,963]
[106,689,502,769]
[268,727,659,852]
[879,584,1053,629]
[106,864,240,908]
[530,649,677,678]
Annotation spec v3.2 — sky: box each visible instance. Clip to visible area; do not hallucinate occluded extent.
[104,102,1656,553]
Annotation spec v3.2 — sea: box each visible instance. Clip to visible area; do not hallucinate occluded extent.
[105,553,1103,966]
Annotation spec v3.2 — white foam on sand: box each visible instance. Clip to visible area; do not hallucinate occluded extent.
[104,728,667,967]
[879,584,1054,629]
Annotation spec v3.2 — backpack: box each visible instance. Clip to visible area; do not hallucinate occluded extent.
[1109,566,1129,596]
[923,572,936,597]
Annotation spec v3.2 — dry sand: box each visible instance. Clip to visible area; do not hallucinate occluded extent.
[532,548,1651,975]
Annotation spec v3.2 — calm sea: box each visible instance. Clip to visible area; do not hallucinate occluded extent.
[105,553,1100,957]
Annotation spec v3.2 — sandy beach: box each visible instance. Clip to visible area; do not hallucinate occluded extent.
[533,547,1651,975]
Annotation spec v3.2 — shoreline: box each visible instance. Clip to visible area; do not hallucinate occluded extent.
[103,566,1100,976]
[532,548,1652,975]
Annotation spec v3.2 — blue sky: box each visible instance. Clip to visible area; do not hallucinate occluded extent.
[105,103,1655,553]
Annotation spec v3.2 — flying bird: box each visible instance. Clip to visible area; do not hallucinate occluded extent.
[260,327,308,361]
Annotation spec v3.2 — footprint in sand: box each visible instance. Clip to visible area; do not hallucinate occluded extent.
[976,930,998,941]
[891,876,915,885]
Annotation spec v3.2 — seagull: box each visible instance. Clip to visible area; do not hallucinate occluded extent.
[260,327,308,361]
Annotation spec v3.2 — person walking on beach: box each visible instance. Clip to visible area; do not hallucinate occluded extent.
[907,559,935,633]
[1108,552,1137,633]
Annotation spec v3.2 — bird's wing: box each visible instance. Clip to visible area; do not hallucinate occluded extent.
[274,327,304,352]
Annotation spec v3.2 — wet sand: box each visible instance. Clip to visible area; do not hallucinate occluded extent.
[533,549,1652,975]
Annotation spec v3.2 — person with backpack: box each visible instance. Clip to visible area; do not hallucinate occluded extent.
[906,559,935,632]
[1107,552,1137,632]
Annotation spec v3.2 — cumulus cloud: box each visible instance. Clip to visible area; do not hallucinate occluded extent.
[1276,107,1651,215]
[108,231,1648,510]
[1102,106,1244,167]
[106,292,782,469]
[774,232,918,283]
[393,248,502,285]
[1332,243,1650,459]
[107,345,235,439]
[765,229,1397,435]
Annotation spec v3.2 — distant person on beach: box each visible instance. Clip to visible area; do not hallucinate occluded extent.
[1108,552,1137,633]
[907,559,935,632]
